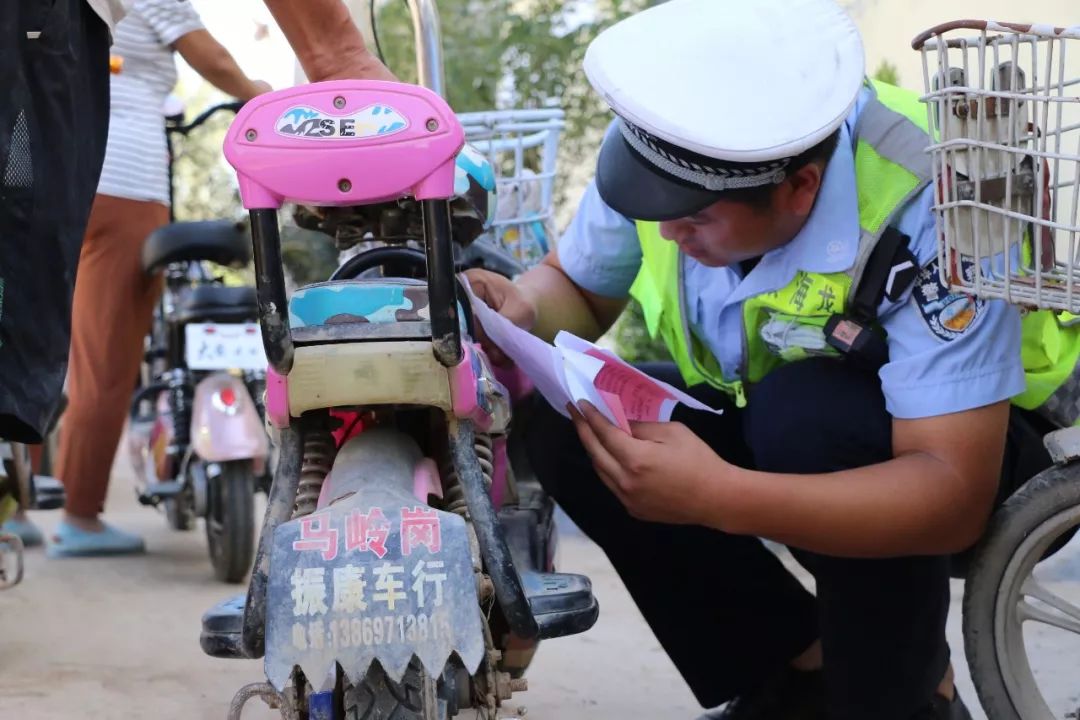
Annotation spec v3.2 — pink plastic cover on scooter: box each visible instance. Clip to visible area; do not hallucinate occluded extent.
[223,80,465,210]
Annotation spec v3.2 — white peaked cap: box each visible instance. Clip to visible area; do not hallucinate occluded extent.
[584,0,866,164]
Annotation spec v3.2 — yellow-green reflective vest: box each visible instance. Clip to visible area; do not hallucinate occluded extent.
[629,80,1080,422]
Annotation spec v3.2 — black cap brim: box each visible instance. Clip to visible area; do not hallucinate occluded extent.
[596,125,724,222]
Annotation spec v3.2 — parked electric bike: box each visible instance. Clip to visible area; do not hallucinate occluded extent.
[914,19,1080,720]
[127,101,271,583]
[199,3,596,717]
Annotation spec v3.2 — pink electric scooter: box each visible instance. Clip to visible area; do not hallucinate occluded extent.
[198,75,597,720]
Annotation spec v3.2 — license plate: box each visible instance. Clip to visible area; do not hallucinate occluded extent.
[264,488,484,691]
[185,323,267,371]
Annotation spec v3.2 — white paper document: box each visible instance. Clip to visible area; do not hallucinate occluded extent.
[463,278,721,432]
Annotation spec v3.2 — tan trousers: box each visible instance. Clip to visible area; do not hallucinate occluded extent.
[56,194,167,518]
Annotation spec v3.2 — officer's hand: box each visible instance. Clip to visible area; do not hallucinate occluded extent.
[569,401,726,526]
[463,268,538,366]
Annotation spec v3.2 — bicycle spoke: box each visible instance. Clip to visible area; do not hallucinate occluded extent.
[1023,578,1080,622]
[1019,578,1080,635]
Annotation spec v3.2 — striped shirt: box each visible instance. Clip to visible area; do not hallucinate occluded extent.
[97,0,204,205]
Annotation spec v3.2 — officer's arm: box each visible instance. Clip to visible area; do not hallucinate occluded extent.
[720,401,1009,557]
[518,251,629,342]
[262,0,395,82]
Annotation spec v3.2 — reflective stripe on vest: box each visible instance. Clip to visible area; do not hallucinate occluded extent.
[629,80,934,406]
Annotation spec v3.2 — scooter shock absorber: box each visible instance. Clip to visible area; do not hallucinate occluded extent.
[443,432,494,516]
[294,429,336,518]
[474,432,494,482]
[167,369,193,453]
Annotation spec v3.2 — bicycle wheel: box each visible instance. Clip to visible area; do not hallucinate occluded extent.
[963,464,1080,720]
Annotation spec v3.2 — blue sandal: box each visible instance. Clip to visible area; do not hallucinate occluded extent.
[1,517,44,548]
[46,520,145,558]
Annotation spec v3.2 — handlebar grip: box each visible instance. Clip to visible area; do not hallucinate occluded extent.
[168,101,245,136]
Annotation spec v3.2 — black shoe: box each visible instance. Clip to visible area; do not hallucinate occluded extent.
[698,668,826,720]
[911,692,974,720]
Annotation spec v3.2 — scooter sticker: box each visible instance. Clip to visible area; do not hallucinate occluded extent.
[274,104,409,140]
[290,505,442,561]
[912,257,986,342]
[264,489,484,690]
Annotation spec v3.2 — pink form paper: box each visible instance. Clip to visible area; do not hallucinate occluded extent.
[460,275,721,433]
[554,332,721,429]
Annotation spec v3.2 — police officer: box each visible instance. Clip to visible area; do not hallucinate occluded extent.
[465,0,1057,718]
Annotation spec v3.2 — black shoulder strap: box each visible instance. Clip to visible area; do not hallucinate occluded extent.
[824,226,918,368]
[850,226,918,323]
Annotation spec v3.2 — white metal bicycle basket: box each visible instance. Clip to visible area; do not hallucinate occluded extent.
[914,20,1080,311]
[458,108,565,269]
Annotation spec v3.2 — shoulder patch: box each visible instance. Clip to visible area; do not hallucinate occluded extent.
[911,257,986,342]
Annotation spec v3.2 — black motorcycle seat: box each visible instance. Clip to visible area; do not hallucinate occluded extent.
[175,285,258,324]
[142,220,251,274]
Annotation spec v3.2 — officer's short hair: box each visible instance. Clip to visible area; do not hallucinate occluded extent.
[719,129,842,210]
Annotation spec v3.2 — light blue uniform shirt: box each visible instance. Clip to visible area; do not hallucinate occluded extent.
[558,90,1026,419]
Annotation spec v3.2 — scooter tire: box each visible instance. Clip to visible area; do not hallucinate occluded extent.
[963,462,1080,720]
[343,662,444,720]
[205,460,256,584]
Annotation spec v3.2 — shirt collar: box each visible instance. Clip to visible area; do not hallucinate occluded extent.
[718,87,869,308]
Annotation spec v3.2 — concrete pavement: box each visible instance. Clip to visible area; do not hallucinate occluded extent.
[2,451,1078,719]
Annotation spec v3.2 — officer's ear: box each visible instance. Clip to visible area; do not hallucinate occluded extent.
[774,163,824,219]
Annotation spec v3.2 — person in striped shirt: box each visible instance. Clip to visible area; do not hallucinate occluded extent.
[43,0,269,557]
[3,0,397,553]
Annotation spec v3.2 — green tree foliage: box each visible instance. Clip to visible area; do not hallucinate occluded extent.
[165,83,254,285]
[169,84,242,224]
[368,0,505,111]
[873,59,900,86]
[608,296,671,362]
[371,0,647,206]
